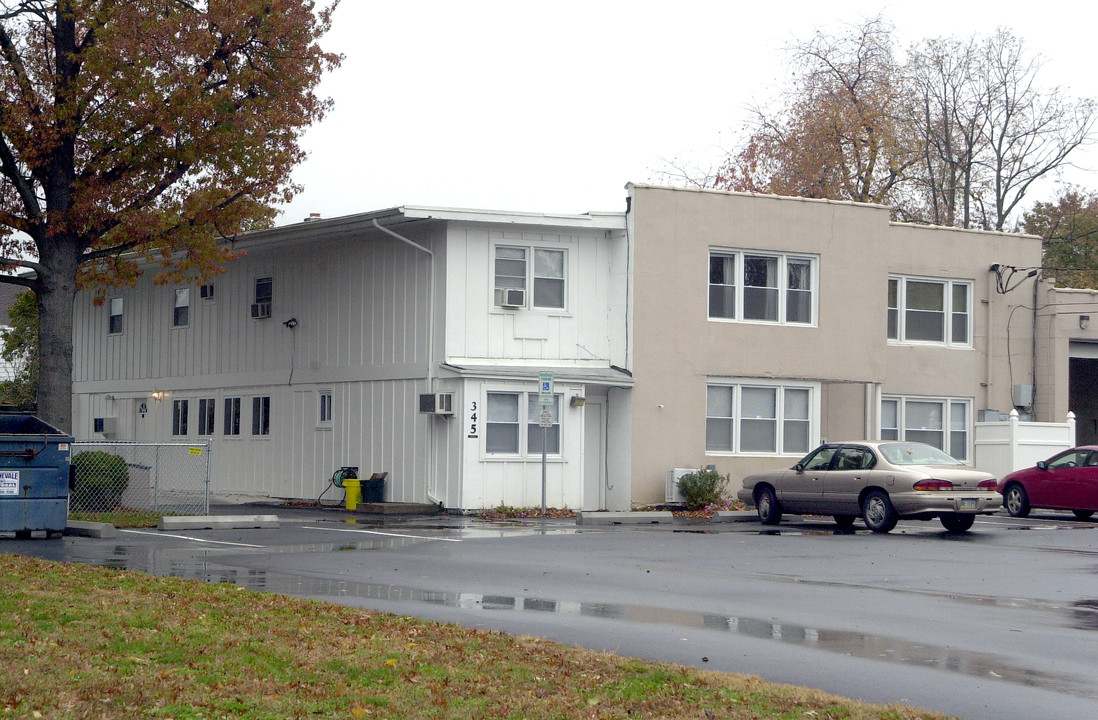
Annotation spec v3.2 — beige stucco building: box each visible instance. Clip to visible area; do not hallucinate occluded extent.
[626,183,1046,504]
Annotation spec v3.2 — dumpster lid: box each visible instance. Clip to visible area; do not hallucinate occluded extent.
[0,412,68,436]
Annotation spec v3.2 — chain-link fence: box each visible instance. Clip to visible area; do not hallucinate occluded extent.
[69,441,211,520]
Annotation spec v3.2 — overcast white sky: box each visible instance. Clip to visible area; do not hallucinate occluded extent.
[277,1,1098,226]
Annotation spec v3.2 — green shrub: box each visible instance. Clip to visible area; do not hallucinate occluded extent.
[676,468,730,510]
[70,451,129,512]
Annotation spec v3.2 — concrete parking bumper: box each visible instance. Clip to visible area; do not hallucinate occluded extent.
[158,515,280,531]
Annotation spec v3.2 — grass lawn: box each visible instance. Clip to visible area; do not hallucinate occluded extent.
[1,554,953,719]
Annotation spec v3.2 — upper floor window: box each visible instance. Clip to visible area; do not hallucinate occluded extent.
[108,297,123,335]
[706,379,817,455]
[173,288,190,327]
[252,276,272,319]
[881,395,971,461]
[709,250,816,324]
[493,246,566,310]
[888,276,971,345]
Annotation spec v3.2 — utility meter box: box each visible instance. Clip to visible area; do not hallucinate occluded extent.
[0,413,74,537]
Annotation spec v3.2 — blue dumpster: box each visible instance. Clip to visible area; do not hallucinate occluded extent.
[0,413,73,538]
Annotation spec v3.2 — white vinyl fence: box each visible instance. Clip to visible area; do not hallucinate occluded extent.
[973,410,1075,480]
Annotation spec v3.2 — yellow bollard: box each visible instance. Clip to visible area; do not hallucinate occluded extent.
[343,478,361,511]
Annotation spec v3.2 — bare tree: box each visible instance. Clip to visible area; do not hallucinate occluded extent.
[674,20,1096,232]
[904,37,987,227]
[979,30,1095,230]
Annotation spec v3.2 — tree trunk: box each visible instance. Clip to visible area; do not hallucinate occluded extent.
[35,246,80,433]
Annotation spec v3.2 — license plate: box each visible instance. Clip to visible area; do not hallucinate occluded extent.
[960,498,977,510]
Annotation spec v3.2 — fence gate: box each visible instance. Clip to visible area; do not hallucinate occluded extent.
[69,441,211,519]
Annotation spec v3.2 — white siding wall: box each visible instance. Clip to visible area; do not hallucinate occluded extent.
[72,226,437,502]
[444,224,621,364]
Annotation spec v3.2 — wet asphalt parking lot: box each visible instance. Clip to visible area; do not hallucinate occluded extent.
[5,507,1098,720]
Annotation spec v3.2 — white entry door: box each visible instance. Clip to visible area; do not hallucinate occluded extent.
[582,399,606,510]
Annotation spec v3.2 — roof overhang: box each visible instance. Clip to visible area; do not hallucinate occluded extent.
[438,363,634,387]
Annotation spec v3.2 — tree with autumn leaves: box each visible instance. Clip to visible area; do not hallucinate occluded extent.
[710,17,1095,233]
[0,1,340,431]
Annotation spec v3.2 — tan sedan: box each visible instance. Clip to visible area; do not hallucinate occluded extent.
[737,441,1000,533]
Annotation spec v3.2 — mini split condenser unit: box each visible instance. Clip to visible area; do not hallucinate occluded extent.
[665,468,695,504]
[494,288,526,308]
[418,392,454,415]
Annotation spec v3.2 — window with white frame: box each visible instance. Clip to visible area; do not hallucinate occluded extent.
[197,398,215,435]
[223,397,241,436]
[493,245,566,310]
[252,276,273,319]
[880,396,971,461]
[108,297,123,334]
[706,380,817,454]
[888,276,971,345]
[318,390,332,425]
[485,391,562,456]
[173,288,190,327]
[252,396,271,436]
[172,399,189,436]
[709,250,816,324]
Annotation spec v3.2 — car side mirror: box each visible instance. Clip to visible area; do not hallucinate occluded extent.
[1036,460,1048,470]
[794,463,805,472]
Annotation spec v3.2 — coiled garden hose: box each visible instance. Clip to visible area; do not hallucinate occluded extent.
[317,466,359,507]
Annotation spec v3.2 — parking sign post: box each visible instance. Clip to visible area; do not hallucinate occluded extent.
[538,372,553,515]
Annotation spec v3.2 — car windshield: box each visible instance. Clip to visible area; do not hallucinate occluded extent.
[878,442,963,466]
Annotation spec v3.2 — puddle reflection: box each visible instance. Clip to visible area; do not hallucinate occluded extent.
[79,550,1097,702]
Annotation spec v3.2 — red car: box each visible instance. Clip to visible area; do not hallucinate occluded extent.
[997,446,1098,520]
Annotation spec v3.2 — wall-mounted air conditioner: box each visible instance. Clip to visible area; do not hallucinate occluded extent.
[418,392,454,415]
[665,468,696,504]
[251,302,271,319]
[494,288,525,308]
[94,417,118,437]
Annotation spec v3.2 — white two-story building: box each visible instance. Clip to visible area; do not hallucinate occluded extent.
[72,206,634,510]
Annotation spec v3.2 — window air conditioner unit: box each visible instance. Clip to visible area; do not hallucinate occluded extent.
[94,417,118,437]
[494,288,525,308]
[665,468,695,504]
[251,302,271,319]
[418,392,454,415]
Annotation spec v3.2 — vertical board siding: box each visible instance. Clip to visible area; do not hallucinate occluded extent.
[445,225,612,364]
[73,226,435,502]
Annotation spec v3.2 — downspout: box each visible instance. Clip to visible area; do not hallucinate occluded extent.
[1031,271,1040,419]
[371,219,442,506]
[986,267,995,412]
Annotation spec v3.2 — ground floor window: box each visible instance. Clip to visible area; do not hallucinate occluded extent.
[172,399,188,436]
[485,391,561,456]
[881,395,971,461]
[252,396,271,436]
[706,379,817,455]
[318,390,332,425]
[224,397,241,436]
[197,398,215,436]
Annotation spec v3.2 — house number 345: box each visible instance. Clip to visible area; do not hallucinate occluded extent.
[467,400,478,439]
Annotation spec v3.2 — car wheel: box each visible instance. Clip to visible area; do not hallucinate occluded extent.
[1003,483,1030,518]
[1072,510,1095,521]
[940,513,975,533]
[833,514,857,527]
[862,490,898,533]
[755,486,783,525]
